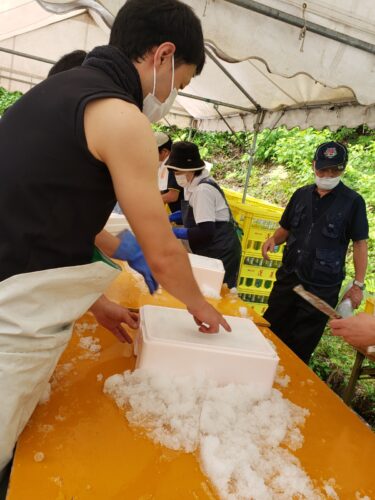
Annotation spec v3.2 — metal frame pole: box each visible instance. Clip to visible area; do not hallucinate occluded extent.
[241,111,264,203]
[224,0,375,55]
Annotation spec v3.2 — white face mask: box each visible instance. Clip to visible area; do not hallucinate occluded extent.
[143,56,178,122]
[315,175,341,191]
[175,174,190,188]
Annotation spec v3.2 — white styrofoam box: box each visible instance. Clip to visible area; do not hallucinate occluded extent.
[188,253,225,298]
[104,213,131,236]
[135,305,279,397]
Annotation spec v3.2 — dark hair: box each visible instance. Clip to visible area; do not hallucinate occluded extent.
[158,138,173,153]
[48,50,87,77]
[110,0,205,74]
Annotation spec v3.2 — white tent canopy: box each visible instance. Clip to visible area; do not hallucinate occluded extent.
[0,0,374,131]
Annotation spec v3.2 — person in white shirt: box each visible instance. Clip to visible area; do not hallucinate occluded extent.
[155,131,183,212]
[167,141,241,288]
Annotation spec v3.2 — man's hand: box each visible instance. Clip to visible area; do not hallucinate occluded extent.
[329,313,375,348]
[113,230,158,294]
[262,237,276,260]
[343,285,363,309]
[90,295,139,343]
[188,301,231,334]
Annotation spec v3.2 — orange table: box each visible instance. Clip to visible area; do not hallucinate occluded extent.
[7,268,375,499]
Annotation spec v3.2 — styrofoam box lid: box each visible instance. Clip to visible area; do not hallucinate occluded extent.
[140,305,277,359]
[188,253,224,272]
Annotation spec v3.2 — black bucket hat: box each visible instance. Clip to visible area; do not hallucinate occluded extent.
[314,141,348,170]
[165,141,206,171]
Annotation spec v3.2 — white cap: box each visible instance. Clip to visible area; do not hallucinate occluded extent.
[154,131,170,148]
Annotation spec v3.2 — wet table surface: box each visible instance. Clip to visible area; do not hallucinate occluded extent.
[7,266,375,499]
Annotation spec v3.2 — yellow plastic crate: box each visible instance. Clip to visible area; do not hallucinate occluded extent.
[237,289,269,316]
[242,238,284,260]
[237,276,275,294]
[223,188,282,211]
[239,254,281,281]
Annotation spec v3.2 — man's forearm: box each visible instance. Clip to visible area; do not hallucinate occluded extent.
[147,238,206,310]
[95,230,120,257]
[273,226,290,245]
[161,189,179,204]
[353,240,368,283]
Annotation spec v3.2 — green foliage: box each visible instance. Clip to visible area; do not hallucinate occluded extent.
[0,87,22,116]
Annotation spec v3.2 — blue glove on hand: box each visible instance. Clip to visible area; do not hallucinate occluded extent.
[173,227,189,240]
[169,210,183,224]
[113,230,158,294]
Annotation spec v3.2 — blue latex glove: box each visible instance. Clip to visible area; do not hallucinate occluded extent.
[113,230,158,294]
[169,210,183,224]
[173,227,189,240]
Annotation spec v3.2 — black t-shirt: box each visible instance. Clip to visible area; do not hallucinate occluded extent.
[280,182,369,243]
[161,170,183,213]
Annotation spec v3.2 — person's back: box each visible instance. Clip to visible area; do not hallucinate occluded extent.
[0,58,141,280]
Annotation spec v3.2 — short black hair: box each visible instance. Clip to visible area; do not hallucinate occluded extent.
[110,0,205,74]
[158,138,173,153]
[48,50,87,77]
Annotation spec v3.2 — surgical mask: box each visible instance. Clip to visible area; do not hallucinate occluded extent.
[175,174,190,188]
[315,175,341,191]
[143,56,178,122]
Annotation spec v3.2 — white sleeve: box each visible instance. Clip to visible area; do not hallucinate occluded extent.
[192,184,217,224]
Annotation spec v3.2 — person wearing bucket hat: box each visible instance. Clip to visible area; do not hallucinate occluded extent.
[166,141,242,288]
[261,141,369,364]
[155,131,184,213]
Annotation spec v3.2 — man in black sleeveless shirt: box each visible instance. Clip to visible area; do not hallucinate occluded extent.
[0,0,231,474]
[262,142,368,364]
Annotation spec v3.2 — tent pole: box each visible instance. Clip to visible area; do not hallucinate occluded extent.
[242,111,264,203]
[224,0,375,55]
[205,47,261,111]
[0,47,55,65]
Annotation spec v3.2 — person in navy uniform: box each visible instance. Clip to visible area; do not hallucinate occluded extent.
[167,141,241,288]
[262,141,368,363]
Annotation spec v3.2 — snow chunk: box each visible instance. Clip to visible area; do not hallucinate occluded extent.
[201,284,221,299]
[97,373,104,382]
[104,369,324,499]
[79,336,101,353]
[34,452,45,462]
[275,366,291,388]
[39,382,51,405]
[238,306,248,317]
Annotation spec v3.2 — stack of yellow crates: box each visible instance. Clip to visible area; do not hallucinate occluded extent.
[223,188,285,315]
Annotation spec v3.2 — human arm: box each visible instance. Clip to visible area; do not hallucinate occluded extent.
[342,240,368,309]
[90,295,139,343]
[95,230,120,256]
[329,312,375,348]
[84,99,230,333]
[262,226,289,260]
[95,229,158,294]
[162,189,179,204]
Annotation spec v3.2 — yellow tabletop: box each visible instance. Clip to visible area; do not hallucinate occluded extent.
[7,268,375,499]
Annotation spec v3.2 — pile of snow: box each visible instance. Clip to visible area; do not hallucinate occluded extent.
[104,369,327,499]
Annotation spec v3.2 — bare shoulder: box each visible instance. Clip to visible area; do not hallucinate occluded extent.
[84,97,154,162]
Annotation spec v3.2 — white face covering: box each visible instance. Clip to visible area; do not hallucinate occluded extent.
[175,174,190,188]
[143,56,178,122]
[315,175,341,191]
